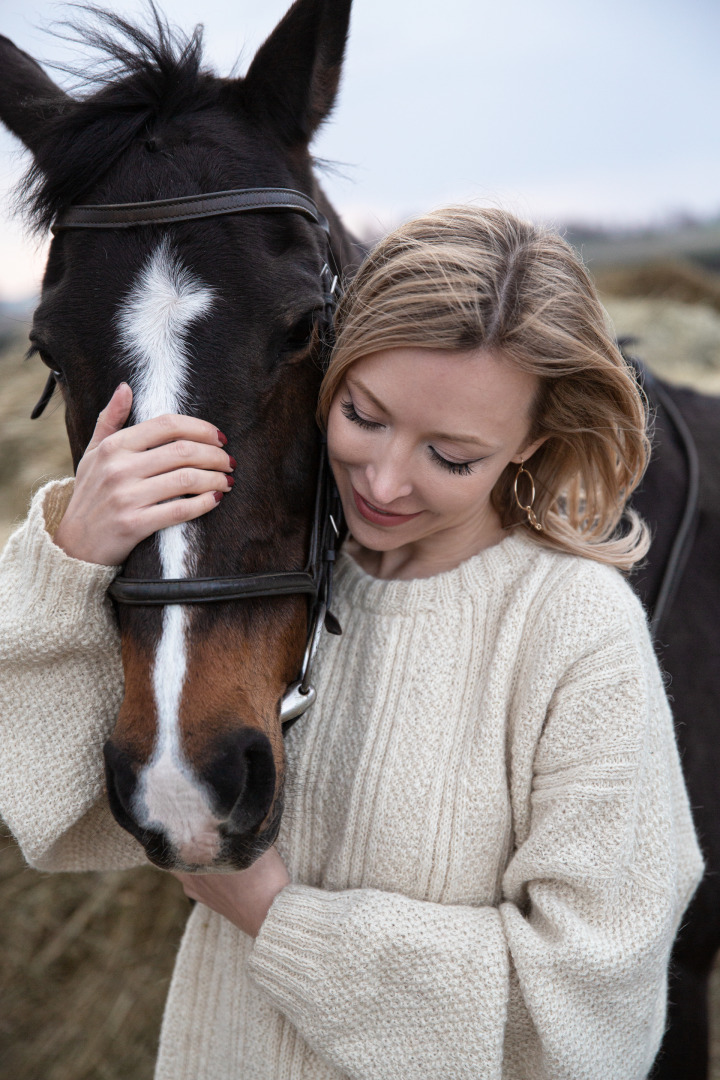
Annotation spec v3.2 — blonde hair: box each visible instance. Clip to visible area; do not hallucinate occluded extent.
[318,205,650,570]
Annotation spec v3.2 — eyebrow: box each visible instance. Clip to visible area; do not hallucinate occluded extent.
[349,377,497,451]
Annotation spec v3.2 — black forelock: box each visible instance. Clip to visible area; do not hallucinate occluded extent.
[19,4,223,233]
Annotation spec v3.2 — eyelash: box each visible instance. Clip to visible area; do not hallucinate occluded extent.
[429,447,474,475]
[340,398,478,476]
[340,398,378,430]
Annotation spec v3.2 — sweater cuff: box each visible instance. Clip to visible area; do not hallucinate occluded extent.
[7,478,120,620]
[248,883,351,1016]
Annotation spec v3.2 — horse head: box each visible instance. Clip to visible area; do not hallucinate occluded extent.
[0,0,356,871]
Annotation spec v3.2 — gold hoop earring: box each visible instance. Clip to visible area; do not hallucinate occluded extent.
[514,461,543,531]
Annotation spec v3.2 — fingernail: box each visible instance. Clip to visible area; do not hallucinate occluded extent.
[217,430,228,446]
[213,491,224,503]
[226,476,235,489]
[228,456,237,470]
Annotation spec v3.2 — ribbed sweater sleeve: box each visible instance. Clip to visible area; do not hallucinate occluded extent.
[0,480,145,871]
[246,561,702,1080]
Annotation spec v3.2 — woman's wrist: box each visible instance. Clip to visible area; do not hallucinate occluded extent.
[53,515,113,565]
[173,847,290,938]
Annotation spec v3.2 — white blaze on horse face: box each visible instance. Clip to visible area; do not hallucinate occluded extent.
[118,237,213,425]
[117,240,222,865]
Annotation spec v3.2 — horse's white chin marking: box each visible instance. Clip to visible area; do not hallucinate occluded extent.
[118,240,222,861]
[141,743,222,866]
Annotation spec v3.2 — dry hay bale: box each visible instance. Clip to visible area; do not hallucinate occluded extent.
[0,823,189,1080]
[602,295,720,395]
[594,259,720,312]
[0,331,73,548]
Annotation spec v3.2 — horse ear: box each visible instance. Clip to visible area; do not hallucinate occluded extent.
[0,36,70,155]
[241,0,352,145]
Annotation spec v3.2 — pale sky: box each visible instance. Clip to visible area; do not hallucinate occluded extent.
[1,0,719,300]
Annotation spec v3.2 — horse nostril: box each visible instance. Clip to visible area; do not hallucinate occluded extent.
[103,739,142,838]
[204,729,277,834]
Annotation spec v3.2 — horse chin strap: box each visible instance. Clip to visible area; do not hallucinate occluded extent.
[41,186,344,733]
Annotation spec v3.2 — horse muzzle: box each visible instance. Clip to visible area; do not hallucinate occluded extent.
[103,728,279,871]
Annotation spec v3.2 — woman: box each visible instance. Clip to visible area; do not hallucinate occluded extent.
[0,207,702,1079]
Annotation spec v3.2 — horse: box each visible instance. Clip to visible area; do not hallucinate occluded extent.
[0,0,358,873]
[1,2,719,1074]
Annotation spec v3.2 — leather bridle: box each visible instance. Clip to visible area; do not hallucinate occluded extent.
[43,187,344,732]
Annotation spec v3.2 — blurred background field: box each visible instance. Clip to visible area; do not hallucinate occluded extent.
[0,824,189,1080]
[1,222,720,1078]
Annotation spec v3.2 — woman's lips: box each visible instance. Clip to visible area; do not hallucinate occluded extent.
[351,486,423,527]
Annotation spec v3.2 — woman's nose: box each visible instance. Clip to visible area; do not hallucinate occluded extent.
[365,450,413,504]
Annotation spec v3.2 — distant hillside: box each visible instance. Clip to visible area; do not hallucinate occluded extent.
[565,218,720,274]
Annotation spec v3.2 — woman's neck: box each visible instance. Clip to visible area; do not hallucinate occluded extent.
[346,508,509,581]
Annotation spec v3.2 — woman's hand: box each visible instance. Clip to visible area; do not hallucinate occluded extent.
[173,847,291,938]
[53,383,235,565]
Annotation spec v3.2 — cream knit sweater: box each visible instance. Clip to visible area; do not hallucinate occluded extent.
[0,480,703,1080]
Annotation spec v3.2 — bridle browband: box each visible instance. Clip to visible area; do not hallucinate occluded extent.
[45,186,343,732]
[50,187,330,233]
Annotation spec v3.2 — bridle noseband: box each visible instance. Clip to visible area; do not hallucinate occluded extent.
[45,187,344,732]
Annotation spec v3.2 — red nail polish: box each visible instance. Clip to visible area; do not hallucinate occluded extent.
[226,476,235,488]
[213,491,224,503]
[228,456,237,470]
[217,430,228,446]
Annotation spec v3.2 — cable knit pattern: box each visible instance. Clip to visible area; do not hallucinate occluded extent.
[0,481,703,1080]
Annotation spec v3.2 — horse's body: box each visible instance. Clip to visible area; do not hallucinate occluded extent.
[0,0,718,1073]
[631,378,720,1080]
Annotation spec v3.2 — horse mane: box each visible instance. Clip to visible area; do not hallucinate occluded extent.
[21,4,221,232]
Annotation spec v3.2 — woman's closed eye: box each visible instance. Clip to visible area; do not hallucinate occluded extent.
[428,446,479,475]
[340,398,382,430]
[341,397,482,476]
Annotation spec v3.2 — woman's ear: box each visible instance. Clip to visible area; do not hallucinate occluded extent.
[511,434,548,465]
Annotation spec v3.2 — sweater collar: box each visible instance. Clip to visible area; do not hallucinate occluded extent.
[334,528,545,615]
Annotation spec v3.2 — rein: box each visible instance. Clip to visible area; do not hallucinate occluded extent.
[44,186,344,732]
[624,353,700,640]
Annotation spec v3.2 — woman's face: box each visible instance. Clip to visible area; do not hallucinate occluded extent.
[326,347,544,557]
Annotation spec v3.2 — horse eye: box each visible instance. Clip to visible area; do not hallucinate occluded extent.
[283,313,317,352]
[28,341,65,382]
[40,352,64,381]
